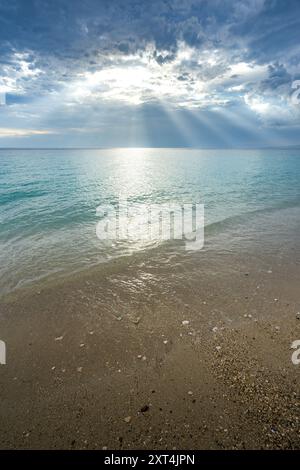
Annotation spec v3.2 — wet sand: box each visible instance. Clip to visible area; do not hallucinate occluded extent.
[0,211,300,449]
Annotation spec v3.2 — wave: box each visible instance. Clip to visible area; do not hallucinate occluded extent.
[203,199,300,238]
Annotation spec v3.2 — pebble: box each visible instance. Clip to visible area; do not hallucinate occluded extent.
[188,391,193,395]
[163,340,168,345]
[54,336,63,342]
[216,346,221,351]
[140,405,149,413]
[296,312,300,320]
[124,416,132,423]
[182,320,190,326]
[77,366,83,373]
[212,327,218,333]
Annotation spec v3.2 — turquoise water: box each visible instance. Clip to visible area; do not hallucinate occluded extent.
[1,148,300,295]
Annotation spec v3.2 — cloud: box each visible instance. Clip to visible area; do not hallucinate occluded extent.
[0,127,55,137]
[0,0,299,145]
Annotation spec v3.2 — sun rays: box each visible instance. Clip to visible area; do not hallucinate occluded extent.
[1,40,297,148]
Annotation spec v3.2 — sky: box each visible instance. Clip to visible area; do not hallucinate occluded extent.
[0,0,300,148]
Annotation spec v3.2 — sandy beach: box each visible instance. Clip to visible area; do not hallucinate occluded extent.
[1,208,299,450]
[1,0,300,457]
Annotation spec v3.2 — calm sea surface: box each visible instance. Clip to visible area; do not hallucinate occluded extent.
[1,148,300,295]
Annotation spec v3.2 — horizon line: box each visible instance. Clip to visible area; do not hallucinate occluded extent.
[1,145,300,151]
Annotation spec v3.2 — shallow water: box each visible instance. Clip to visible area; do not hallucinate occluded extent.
[1,148,300,295]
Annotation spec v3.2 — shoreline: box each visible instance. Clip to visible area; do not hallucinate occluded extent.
[1,212,300,449]
[2,203,300,302]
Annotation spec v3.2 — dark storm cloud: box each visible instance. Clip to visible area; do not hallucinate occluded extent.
[0,0,299,82]
[0,0,298,59]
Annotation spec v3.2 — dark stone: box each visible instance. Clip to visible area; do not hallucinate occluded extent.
[140,405,149,413]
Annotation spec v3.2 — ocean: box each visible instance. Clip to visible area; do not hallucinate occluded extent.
[1,148,300,296]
